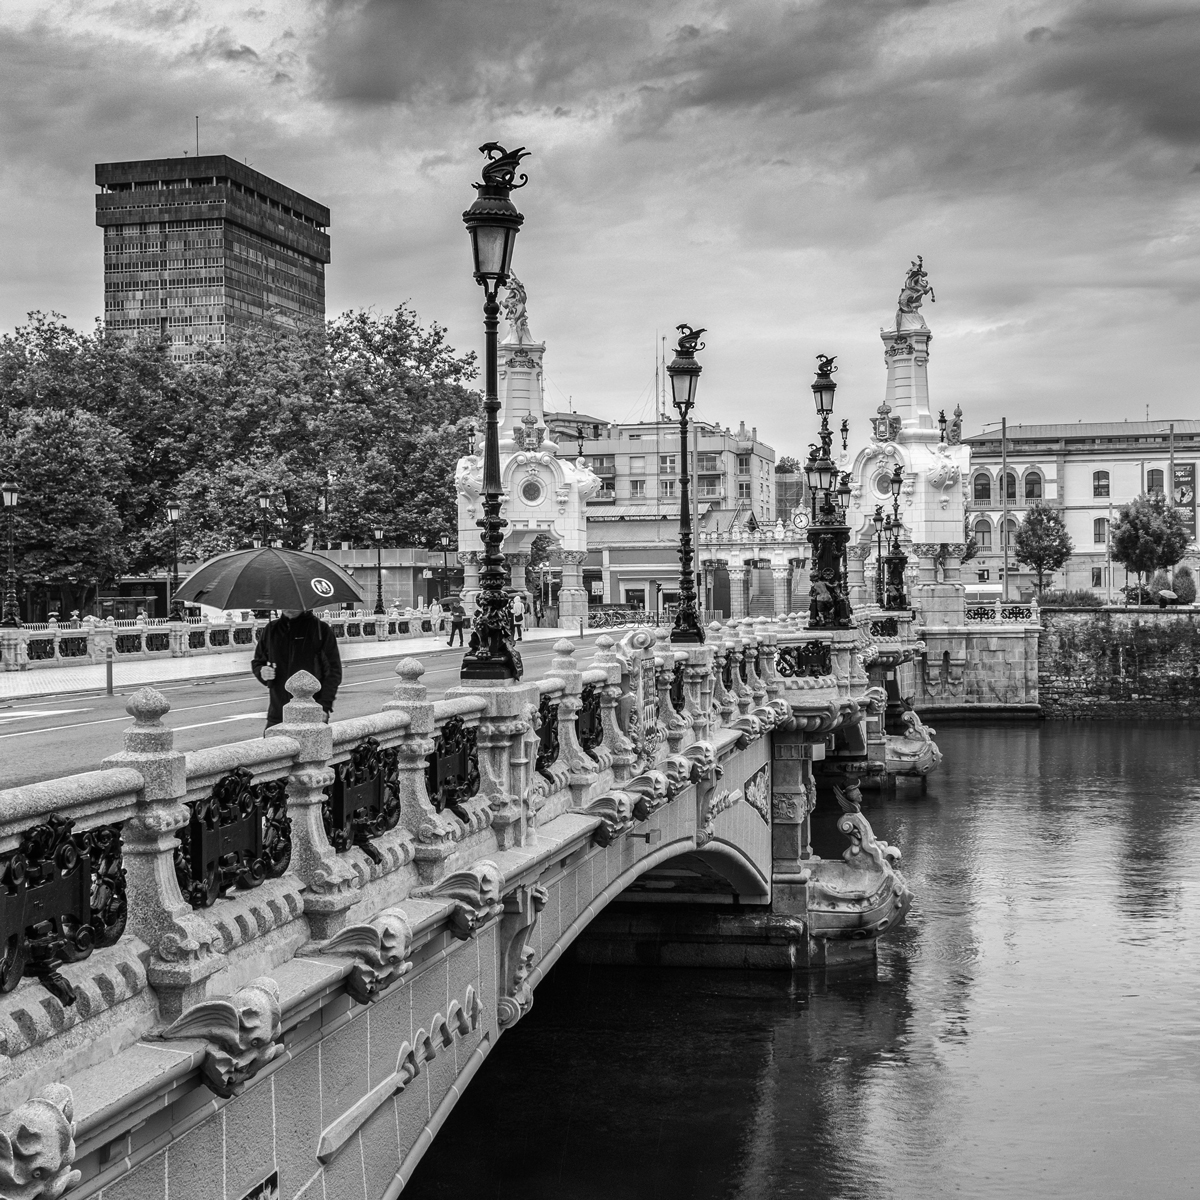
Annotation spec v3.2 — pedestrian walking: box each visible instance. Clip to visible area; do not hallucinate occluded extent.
[447,599,466,646]
[251,607,343,728]
[511,591,526,642]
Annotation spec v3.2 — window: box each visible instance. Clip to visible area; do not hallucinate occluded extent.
[629,456,645,474]
[738,481,752,500]
[660,479,676,498]
[1024,472,1042,500]
[973,520,992,550]
[1092,567,1104,588]
[590,455,615,474]
[1002,518,1018,547]
[1004,472,1017,500]
[1094,517,1108,544]
[973,475,991,502]
[1093,470,1110,498]
[737,454,751,475]
[1147,468,1164,495]
[659,455,676,475]
[977,569,990,582]
[697,452,721,472]
[698,476,722,498]
[628,434,642,440]
[630,479,646,498]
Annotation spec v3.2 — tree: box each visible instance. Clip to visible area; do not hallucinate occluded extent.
[1174,565,1196,605]
[1109,494,1190,591]
[961,516,979,564]
[1013,502,1073,593]
[775,455,803,474]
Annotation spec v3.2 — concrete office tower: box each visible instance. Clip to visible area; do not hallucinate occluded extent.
[96,155,330,362]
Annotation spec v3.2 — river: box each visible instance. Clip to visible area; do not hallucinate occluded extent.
[404,723,1200,1199]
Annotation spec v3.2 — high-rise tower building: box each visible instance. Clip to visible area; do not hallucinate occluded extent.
[95,155,330,361]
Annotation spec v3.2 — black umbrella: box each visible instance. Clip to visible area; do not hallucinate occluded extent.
[174,548,363,611]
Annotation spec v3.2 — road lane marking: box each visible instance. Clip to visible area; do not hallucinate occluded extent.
[173,712,264,732]
[0,708,92,724]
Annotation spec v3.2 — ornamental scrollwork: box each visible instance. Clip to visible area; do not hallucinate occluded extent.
[323,737,402,865]
[424,716,481,824]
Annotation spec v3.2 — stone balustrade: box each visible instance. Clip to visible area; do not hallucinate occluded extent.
[0,617,912,1200]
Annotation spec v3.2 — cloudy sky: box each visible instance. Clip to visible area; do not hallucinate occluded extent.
[2,0,1198,454]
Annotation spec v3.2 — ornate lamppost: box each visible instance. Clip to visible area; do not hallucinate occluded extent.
[439,533,451,599]
[253,491,273,549]
[665,325,705,644]
[373,525,386,615]
[882,463,909,611]
[803,356,853,629]
[1,479,20,627]
[166,498,182,619]
[460,142,529,680]
[873,504,885,605]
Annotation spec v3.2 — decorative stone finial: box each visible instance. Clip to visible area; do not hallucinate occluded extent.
[0,1084,81,1199]
[126,686,170,725]
[285,670,321,702]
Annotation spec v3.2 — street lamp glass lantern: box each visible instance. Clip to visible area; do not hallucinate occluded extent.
[873,507,885,534]
[166,499,181,524]
[811,374,837,415]
[373,526,385,542]
[889,465,903,497]
[837,473,852,512]
[668,360,701,414]
[815,457,837,493]
[1,481,17,509]
[440,534,450,549]
[257,492,271,511]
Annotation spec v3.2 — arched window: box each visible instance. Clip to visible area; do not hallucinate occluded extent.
[1002,518,1019,547]
[1094,517,1108,544]
[973,474,992,501]
[1093,470,1110,498]
[1147,468,1164,495]
[1025,472,1042,500]
[973,520,992,550]
[1004,472,1017,500]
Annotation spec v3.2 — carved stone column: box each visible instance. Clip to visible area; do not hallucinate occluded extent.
[772,568,790,618]
[268,671,357,940]
[101,688,220,1020]
[728,566,747,620]
[505,551,531,591]
[846,544,871,610]
[458,550,480,613]
[558,549,589,629]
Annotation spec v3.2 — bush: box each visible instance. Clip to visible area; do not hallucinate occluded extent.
[1120,584,1154,605]
[1149,569,1171,594]
[1040,589,1102,608]
[1173,565,1197,605]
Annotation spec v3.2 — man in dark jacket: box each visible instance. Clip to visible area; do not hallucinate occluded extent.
[251,608,343,728]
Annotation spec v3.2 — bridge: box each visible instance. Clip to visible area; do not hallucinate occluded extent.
[0,613,917,1200]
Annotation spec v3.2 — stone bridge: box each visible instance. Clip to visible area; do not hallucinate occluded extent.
[0,615,914,1200]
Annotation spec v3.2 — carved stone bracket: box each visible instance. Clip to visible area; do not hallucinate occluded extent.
[162,976,284,1098]
[418,860,504,940]
[319,907,413,1005]
[497,883,548,1027]
[0,1084,81,1200]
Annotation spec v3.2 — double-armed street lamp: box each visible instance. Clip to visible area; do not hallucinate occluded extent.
[881,463,909,611]
[665,325,706,644]
[460,142,530,680]
[2,479,20,627]
[166,498,183,619]
[803,356,854,629]
[373,525,386,615]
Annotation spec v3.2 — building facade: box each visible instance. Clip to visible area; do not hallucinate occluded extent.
[962,421,1200,597]
[543,412,778,611]
[96,155,330,361]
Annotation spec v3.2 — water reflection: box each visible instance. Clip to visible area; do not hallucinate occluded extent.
[404,723,1200,1200]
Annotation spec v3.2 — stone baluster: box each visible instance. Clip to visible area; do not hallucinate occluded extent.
[680,644,713,744]
[708,624,737,723]
[547,640,601,803]
[267,671,358,940]
[653,632,691,754]
[591,635,638,784]
[739,619,768,707]
[101,688,220,1020]
[755,618,783,700]
[727,630,754,716]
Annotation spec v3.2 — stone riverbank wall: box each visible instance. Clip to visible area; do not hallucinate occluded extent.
[1038,607,1200,719]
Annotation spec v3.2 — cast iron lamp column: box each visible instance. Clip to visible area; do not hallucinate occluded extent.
[254,491,272,549]
[373,526,386,615]
[802,355,853,630]
[460,142,529,681]
[666,325,706,644]
[1,480,19,627]
[873,505,885,606]
[882,464,909,611]
[166,498,182,619]
[439,533,451,599]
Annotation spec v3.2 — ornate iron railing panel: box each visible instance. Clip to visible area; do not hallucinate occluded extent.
[363,621,376,637]
[670,661,686,714]
[233,627,254,645]
[0,815,127,1005]
[115,634,142,654]
[424,717,480,822]
[26,638,55,661]
[577,684,603,760]
[777,642,833,678]
[174,768,291,909]
[331,623,346,638]
[964,606,996,622]
[534,694,560,781]
[209,629,230,646]
[188,629,206,650]
[323,738,401,865]
[721,652,734,691]
[347,622,362,638]
[145,632,170,652]
[58,636,89,658]
[870,617,899,637]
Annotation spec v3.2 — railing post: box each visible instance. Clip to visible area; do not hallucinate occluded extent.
[547,639,601,805]
[101,687,220,1020]
[268,670,357,940]
[590,635,637,784]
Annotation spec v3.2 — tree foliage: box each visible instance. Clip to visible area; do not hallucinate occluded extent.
[0,306,481,608]
[1109,494,1190,587]
[775,455,803,474]
[1013,502,1073,592]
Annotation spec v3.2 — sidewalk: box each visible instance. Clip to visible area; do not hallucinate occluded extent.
[0,626,572,701]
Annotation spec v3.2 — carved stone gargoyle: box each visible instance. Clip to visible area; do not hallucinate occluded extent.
[625,770,670,820]
[421,860,504,940]
[163,976,284,1098]
[584,791,636,846]
[320,908,413,1005]
[0,1084,80,1200]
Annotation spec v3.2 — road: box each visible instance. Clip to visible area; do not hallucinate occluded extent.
[0,637,599,791]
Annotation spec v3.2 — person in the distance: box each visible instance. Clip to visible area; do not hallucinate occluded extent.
[251,607,343,728]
